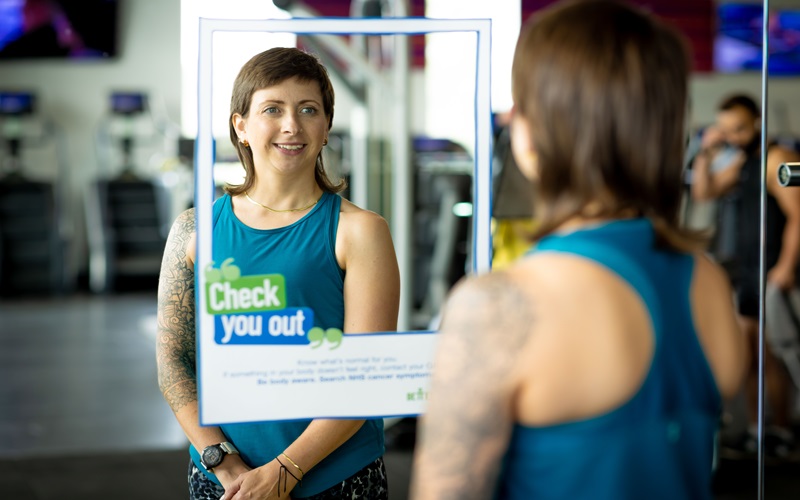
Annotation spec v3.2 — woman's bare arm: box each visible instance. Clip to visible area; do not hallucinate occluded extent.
[156,208,249,487]
[411,273,533,500]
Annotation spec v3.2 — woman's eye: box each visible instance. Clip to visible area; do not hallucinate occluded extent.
[300,107,317,114]
[263,106,279,114]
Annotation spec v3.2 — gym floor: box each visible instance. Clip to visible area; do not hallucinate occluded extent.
[0,292,797,499]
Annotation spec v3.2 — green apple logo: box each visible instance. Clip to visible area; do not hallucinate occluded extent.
[221,258,241,281]
[204,258,242,283]
[204,262,222,283]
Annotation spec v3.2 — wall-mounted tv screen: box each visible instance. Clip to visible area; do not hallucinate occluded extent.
[0,0,119,60]
[714,3,800,75]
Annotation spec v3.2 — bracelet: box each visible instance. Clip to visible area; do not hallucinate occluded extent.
[280,452,305,478]
[276,456,302,498]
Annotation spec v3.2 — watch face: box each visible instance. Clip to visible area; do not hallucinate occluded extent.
[202,445,223,468]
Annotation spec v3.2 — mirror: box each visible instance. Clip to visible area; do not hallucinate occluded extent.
[195,17,493,426]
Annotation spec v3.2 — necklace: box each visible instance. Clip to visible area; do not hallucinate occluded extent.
[244,191,321,213]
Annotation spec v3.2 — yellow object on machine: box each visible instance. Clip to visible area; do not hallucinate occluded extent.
[491,218,537,271]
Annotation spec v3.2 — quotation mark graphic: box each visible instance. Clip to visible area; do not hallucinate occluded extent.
[308,327,343,350]
[204,258,241,283]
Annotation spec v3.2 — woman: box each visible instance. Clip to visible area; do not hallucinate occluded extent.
[411,1,747,499]
[157,47,400,500]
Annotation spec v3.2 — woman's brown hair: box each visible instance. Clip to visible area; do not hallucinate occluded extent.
[512,0,705,251]
[226,47,346,195]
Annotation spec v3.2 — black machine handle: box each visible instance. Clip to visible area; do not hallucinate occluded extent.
[778,162,800,187]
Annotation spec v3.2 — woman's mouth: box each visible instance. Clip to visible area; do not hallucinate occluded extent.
[275,144,306,152]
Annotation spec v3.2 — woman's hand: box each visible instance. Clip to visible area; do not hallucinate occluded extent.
[214,454,252,492]
[221,459,299,500]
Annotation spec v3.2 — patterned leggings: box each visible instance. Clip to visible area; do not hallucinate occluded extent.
[188,457,389,500]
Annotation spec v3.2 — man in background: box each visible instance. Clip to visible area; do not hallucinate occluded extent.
[691,93,800,458]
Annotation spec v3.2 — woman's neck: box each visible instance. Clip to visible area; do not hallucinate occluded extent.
[554,216,616,234]
[246,174,322,212]
[553,208,640,234]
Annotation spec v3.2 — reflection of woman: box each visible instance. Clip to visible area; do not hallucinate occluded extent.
[157,47,400,500]
[412,2,747,499]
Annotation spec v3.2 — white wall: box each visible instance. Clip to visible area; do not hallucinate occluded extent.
[0,0,182,279]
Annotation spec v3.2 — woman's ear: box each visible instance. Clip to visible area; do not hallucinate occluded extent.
[510,108,539,181]
[232,114,247,140]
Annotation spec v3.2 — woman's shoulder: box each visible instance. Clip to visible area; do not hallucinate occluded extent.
[171,207,196,234]
[446,270,529,318]
[164,207,198,264]
[439,270,534,354]
[338,196,375,215]
[333,196,398,275]
[509,250,616,294]
[337,197,391,234]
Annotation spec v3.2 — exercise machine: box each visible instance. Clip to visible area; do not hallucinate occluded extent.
[410,137,472,330]
[85,91,176,293]
[0,90,70,297]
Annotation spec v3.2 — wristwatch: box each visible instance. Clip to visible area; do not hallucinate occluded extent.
[200,441,239,473]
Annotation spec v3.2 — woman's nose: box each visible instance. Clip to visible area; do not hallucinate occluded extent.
[281,112,301,134]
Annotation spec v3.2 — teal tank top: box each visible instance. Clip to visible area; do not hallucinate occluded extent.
[189,192,385,497]
[496,218,722,500]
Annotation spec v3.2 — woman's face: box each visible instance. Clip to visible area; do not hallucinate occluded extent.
[510,108,538,181]
[234,76,329,177]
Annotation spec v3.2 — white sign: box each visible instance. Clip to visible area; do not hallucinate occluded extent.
[196,17,492,425]
[200,331,440,424]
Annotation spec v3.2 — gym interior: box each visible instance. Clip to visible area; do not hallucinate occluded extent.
[1,0,800,498]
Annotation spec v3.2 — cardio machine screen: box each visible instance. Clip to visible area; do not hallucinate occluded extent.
[110,92,147,116]
[0,92,35,116]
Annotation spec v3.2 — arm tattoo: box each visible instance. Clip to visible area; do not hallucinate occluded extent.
[414,274,534,500]
[156,209,197,413]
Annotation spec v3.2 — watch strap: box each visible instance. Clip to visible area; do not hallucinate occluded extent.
[219,441,239,455]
